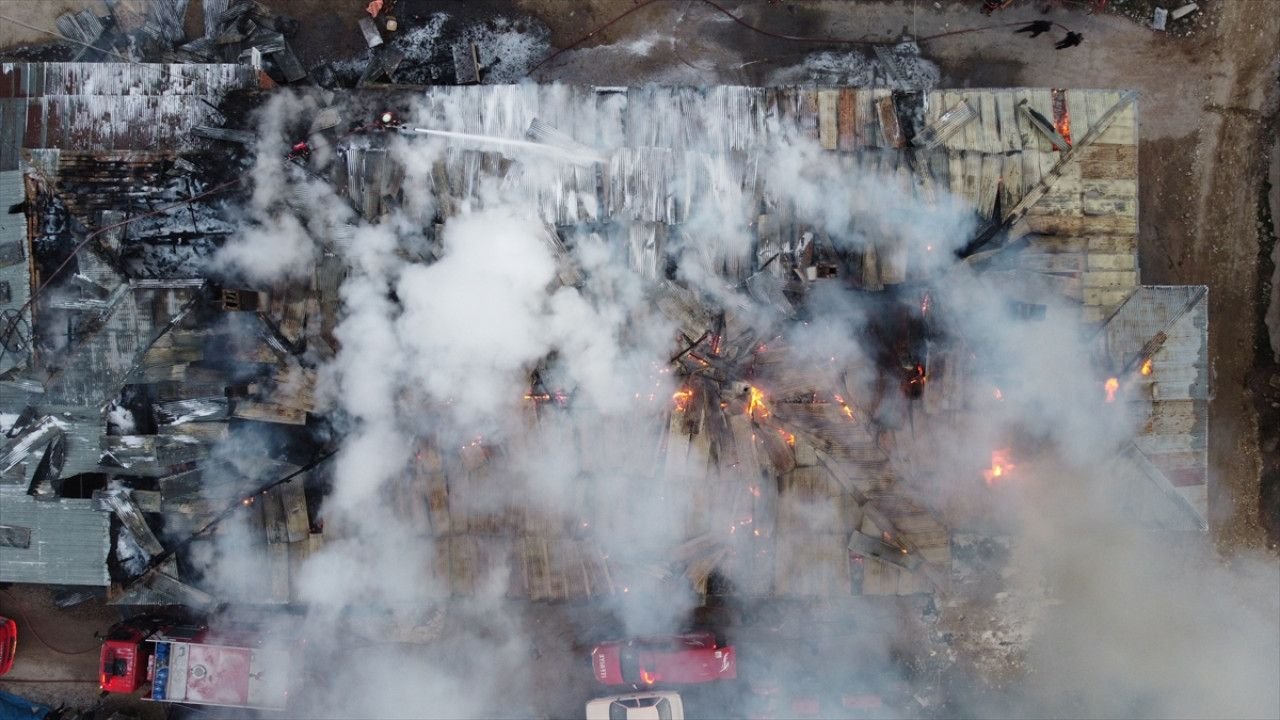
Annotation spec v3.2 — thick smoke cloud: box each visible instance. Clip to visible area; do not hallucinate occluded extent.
[203,86,1279,720]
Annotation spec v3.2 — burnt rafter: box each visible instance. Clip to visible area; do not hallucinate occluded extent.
[958,90,1139,261]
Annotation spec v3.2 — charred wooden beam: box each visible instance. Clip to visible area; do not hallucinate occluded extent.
[1017,100,1071,152]
[876,96,906,149]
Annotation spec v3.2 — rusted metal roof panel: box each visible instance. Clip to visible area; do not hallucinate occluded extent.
[0,63,257,154]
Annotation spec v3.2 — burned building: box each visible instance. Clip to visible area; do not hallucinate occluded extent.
[0,71,1208,609]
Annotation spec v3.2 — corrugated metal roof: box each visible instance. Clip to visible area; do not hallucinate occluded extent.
[0,170,31,375]
[0,486,110,585]
[0,63,257,156]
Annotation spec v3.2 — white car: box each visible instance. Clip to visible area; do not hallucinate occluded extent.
[586,691,684,720]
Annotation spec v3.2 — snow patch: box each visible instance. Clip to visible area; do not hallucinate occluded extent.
[116,526,150,577]
[107,403,136,435]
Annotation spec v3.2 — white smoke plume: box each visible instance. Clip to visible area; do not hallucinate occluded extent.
[210,92,322,283]
[195,85,1279,720]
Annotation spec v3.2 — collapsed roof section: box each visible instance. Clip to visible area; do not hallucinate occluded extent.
[0,74,1208,603]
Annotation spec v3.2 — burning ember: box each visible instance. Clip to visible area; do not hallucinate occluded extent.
[1051,88,1073,147]
[524,390,569,405]
[1104,377,1120,403]
[673,388,694,413]
[1140,358,1153,376]
[911,364,927,384]
[983,449,1016,486]
[834,394,855,420]
[746,386,770,420]
[709,334,723,356]
[778,429,796,447]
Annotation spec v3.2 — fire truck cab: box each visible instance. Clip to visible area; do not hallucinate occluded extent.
[100,619,299,711]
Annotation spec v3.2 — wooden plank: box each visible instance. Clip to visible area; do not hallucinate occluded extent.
[1027,90,1056,152]
[924,90,943,132]
[1012,89,1037,151]
[963,151,982,211]
[1028,236,1088,253]
[1082,178,1137,217]
[1087,235,1138,253]
[859,89,879,149]
[979,92,1000,154]
[837,88,857,150]
[1002,153,1023,210]
[1078,143,1138,178]
[1021,145,1043,198]
[876,95,904,148]
[1084,287,1133,308]
[267,542,290,601]
[995,91,1020,152]
[818,89,839,150]
[960,92,981,152]
[1087,253,1137,271]
[1098,96,1136,145]
[1019,252,1085,273]
[1068,90,1092,143]
[1027,213,1137,236]
[279,477,310,543]
[948,150,965,204]
[978,154,1002,219]
[262,485,289,544]
[861,242,882,290]
[1017,101,1070,152]
[1083,270,1138,288]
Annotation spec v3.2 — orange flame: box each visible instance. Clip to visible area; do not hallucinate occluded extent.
[778,429,796,447]
[746,386,770,420]
[1056,113,1072,145]
[640,670,657,685]
[983,449,1016,486]
[1140,358,1152,376]
[673,388,694,413]
[524,390,568,404]
[834,394,855,420]
[1104,377,1120,403]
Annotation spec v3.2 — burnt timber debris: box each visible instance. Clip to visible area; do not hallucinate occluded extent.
[0,16,1209,612]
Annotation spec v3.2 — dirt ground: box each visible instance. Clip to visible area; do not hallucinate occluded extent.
[0,0,100,48]
[0,586,156,717]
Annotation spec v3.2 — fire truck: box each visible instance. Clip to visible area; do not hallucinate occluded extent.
[99,617,300,711]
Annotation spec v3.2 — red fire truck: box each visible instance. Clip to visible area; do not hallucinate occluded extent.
[99,618,300,711]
